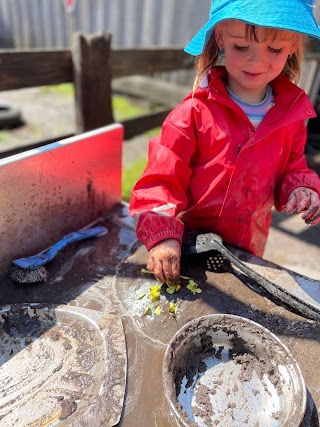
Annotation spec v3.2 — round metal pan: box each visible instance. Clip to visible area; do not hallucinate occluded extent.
[163,314,306,427]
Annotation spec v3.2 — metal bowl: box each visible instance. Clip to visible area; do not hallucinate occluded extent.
[163,314,306,427]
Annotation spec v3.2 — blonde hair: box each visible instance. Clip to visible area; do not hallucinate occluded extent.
[194,22,307,90]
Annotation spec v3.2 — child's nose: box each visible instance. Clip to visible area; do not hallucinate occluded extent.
[248,47,265,63]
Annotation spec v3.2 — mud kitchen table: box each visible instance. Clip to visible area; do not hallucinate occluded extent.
[0,125,319,426]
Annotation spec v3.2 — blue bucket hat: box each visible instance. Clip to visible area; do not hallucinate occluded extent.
[185,0,320,56]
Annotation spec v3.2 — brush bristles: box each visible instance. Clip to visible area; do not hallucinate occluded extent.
[11,266,48,283]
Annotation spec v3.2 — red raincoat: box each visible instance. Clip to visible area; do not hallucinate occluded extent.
[129,67,320,256]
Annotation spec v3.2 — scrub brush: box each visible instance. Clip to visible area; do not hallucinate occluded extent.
[11,225,108,284]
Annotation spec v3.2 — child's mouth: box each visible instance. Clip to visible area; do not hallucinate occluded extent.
[243,71,263,78]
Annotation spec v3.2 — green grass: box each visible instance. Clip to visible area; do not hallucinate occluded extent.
[122,157,148,202]
[112,95,148,121]
[41,84,157,123]
[112,96,160,200]
[0,84,160,201]
[40,84,150,121]
[121,128,162,201]
[40,83,74,96]
[145,127,161,138]
[0,132,7,142]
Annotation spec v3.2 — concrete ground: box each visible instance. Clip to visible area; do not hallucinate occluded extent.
[0,87,319,280]
[265,210,320,279]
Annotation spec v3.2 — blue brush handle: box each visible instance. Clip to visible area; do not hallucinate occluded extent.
[12,226,107,270]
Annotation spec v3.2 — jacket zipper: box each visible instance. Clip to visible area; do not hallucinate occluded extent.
[237,93,304,156]
[237,125,255,155]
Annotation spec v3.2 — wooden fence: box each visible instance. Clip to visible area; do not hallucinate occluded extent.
[0,32,319,156]
[0,32,194,151]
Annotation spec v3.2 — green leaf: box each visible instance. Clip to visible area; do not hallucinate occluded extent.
[186,280,202,295]
[143,306,152,316]
[180,275,193,281]
[168,301,179,317]
[141,268,154,275]
[165,284,181,294]
[138,293,146,300]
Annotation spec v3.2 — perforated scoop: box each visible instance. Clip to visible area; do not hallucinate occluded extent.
[206,252,228,271]
[182,231,320,322]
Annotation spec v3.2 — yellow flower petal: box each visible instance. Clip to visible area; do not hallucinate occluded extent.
[155,305,162,315]
[168,301,179,317]
[143,306,152,316]
[149,285,161,303]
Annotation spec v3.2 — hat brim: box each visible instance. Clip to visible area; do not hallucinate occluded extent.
[185,1,320,56]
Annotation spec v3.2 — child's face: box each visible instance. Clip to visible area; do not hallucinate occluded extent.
[217,21,296,103]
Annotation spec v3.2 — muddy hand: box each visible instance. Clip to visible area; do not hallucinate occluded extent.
[286,187,320,225]
[147,239,181,285]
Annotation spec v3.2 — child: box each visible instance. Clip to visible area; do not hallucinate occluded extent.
[129,0,320,286]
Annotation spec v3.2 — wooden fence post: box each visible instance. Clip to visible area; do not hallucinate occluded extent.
[72,32,114,133]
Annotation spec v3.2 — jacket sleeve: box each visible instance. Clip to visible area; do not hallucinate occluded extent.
[274,120,320,211]
[129,102,197,250]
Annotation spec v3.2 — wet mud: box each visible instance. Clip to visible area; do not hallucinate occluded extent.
[0,304,126,427]
[163,315,306,427]
[0,205,320,426]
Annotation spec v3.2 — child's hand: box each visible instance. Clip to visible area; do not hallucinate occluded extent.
[286,187,320,225]
[147,239,181,285]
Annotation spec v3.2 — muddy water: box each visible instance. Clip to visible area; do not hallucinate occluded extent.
[164,315,305,427]
[0,204,320,426]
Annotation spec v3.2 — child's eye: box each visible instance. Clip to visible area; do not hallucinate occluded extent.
[268,47,282,54]
[234,44,249,51]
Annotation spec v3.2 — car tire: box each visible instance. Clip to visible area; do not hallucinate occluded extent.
[0,103,23,128]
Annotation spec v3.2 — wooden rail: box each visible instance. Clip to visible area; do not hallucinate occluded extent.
[0,48,317,92]
[0,32,319,154]
[0,32,195,148]
[0,46,193,91]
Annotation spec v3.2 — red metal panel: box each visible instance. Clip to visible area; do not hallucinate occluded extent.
[0,124,123,274]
